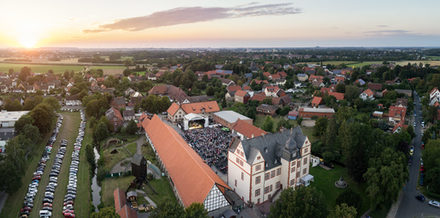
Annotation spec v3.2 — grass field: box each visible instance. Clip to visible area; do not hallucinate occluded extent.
[102,144,132,171]
[254,114,297,132]
[0,122,54,218]
[142,177,177,205]
[309,165,369,216]
[101,176,135,206]
[126,142,137,155]
[75,121,93,217]
[0,62,125,74]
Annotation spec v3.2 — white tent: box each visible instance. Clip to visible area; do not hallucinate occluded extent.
[301,174,314,186]
[183,113,209,130]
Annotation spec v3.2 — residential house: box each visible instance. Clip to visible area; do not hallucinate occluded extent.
[225,85,242,102]
[311,97,322,108]
[111,97,126,110]
[123,109,136,121]
[296,74,308,82]
[264,86,285,98]
[360,89,375,101]
[228,127,312,204]
[256,104,278,116]
[148,85,189,103]
[232,120,267,140]
[234,90,250,104]
[298,107,335,118]
[167,101,220,123]
[368,83,383,91]
[272,95,291,107]
[429,87,440,106]
[106,107,124,131]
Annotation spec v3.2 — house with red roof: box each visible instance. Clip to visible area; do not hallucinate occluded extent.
[387,106,407,124]
[234,90,250,104]
[106,107,124,131]
[360,89,375,101]
[264,86,285,97]
[114,188,137,218]
[225,85,243,101]
[429,87,440,106]
[250,92,267,102]
[311,96,322,108]
[232,119,267,140]
[368,83,383,91]
[167,101,220,123]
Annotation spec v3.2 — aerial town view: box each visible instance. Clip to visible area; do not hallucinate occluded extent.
[0,1,439,218]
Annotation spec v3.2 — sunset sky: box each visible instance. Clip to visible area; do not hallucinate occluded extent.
[1,0,439,48]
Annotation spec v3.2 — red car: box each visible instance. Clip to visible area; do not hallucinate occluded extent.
[420,165,425,172]
[64,213,75,218]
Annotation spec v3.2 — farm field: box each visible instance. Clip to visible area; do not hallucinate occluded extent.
[0,63,125,74]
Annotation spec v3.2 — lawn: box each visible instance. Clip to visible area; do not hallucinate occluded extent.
[75,121,94,217]
[300,126,317,143]
[254,114,297,132]
[102,144,132,171]
[309,165,370,216]
[101,176,135,206]
[141,142,159,166]
[126,142,137,155]
[0,122,55,218]
[0,62,125,74]
[142,177,177,205]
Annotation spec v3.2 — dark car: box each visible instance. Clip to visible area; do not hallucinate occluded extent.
[415,195,425,202]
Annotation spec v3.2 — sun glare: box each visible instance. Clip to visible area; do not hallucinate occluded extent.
[19,36,38,48]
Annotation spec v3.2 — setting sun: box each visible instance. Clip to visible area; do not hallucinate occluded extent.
[18,35,38,48]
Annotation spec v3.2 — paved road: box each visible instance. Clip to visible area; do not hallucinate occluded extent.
[0,192,7,214]
[395,92,440,218]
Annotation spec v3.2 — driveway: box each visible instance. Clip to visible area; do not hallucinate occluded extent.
[395,92,440,218]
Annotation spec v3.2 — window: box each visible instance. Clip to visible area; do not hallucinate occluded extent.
[290,179,295,186]
[276,181,280,189]
[236,157,239,163]
[240,160,243,166]
[291,166,295,173]
[241,172,244,180]
[256,164,261,171]
[235,180,237,187]
[264,186,270,194]
[255,189,260,196]
[271,170,275,178]
[270,185,273,192]
[265,172,270,180]
[276,168,281,176]
[304,148,308,153]
[303,168,307,175]
[297,161,301,168]
[255,176,261,184]
[303,157,308,165]
[296,172,300,178]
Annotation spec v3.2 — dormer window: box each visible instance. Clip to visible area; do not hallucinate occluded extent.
[264,147,268,153]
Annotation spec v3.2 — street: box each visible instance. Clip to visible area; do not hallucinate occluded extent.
[395,92,440,218]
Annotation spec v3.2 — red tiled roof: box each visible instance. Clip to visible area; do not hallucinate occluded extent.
[363,89,374,97]
[368,83,383,91]
[167,102,181,116]
[430,87,439,95]
[114,188,137,218]
[181,101,220,114]
[328,92,344,100]
[278,71,287,78]
[311,96,322,106]
[251,92,267,102]
[227,85,241,93]
[234,90,248,97]
[112,107,124,121]
[388,106,406,120]
[243,86,251,91]
[232,120,266,139]
[141,115,229,207]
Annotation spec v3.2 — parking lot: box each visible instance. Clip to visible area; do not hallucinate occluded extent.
[22,112,84,218]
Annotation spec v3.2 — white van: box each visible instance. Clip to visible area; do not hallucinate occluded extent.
[39,210,52,217]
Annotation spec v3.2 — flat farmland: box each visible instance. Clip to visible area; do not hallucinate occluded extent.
[0,63,125,75]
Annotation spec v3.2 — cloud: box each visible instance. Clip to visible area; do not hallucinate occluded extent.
[376,24,389,28]
[84,3,300,33]
[364,29,412,36]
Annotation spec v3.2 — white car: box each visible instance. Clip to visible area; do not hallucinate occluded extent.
[428,200,440,208]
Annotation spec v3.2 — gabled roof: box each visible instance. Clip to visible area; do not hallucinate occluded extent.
[430,87,439,95]
[250,92,267,102]
[227,85,241,93]
[234,90,248,97]
[368,83,383,91]
[167,102,181,116]
[232,120,266,139]
[362,89,374,97]
[311,96,322,106]
[328,92,344,100]
[141,115,229,207]
[181,101,220,114]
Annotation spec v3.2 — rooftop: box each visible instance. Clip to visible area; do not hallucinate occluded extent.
[214,111,252,124]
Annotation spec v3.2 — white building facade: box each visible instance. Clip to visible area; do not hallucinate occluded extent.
[228,127,312,204]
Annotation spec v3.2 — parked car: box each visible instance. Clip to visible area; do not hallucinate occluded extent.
[415,195,425,202]
[428,200,440,208]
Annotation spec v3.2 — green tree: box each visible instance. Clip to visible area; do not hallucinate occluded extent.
[4,99,23,111]
[270,186,327,218]
[328,203,357,218]
[151,200,185,218]
[19,66,31,81]
[125,120,138,135]
[185,203,209,218]
[314,117,328,137]
[43,96,60,111]
[91,207,120,218]
[30,103,55,134]
[425,167,440,194]
[14,114,34,135]
[363,147,408,209]
[262,116,274,133]
[335,188,361,211]
[94,121,109,142]
[23,96,43,110]
[22,124,41,144]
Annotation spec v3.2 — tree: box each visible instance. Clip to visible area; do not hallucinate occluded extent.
[91,207,120,218]
[94,121,109,142]
[22,124,41,144]
[363,147,408,209]
[262,116,274,133]
[426,167,440,194]
[314,117,328,137]
[4,98,23,111]
[30,103,55,134]
[43,96,60,111]
[125,120,138,135]
[23,96,43,110]
[19,67,31,81]
[151,200,185,218]
[336,189,361,211]
[270,186,327,218]
[14,114,34,135]
[328,203,357,218]
[185,203,209,218]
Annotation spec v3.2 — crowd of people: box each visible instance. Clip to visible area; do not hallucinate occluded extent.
[184,127,232,174]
